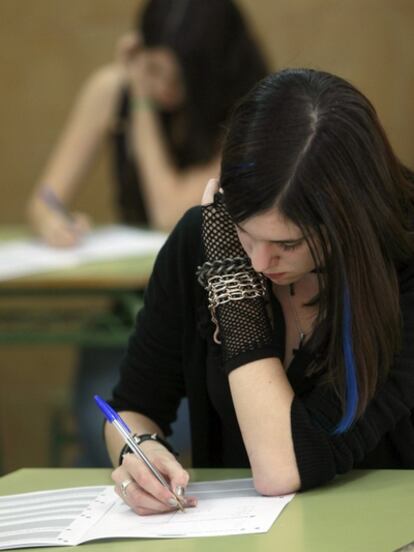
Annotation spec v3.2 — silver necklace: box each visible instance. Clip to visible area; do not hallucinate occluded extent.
[288,283,305,350]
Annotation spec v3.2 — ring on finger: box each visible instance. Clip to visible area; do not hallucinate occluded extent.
[119,478,134,498]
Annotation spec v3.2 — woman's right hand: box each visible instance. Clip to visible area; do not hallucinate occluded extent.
[28,200,90,248]
[115,31,142,67]
[112,441,197,516]
[115,32,154,99]
[115,32,145,89]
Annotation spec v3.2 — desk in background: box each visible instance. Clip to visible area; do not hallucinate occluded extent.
[0,226,160,470]
[0,468,412,552]
[0,226,158,346]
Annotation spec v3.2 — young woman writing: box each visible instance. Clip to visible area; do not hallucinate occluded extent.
[104,68,414,514]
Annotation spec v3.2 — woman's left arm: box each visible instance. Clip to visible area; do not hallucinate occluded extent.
[228,358,300,495]
[198,189,300,495]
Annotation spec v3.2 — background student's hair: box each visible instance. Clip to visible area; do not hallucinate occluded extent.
[220,68,414,431]
[139,0,267,166]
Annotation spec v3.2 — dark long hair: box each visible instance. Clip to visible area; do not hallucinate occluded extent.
[137,0,267,167]
[220,68,414,430]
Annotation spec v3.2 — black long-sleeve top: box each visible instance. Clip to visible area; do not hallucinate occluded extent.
[111,207,414,490]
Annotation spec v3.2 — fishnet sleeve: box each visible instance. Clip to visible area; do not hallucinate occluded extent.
[197,193,282,374]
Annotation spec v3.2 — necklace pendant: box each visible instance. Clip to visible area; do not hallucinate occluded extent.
[293,332,306,356]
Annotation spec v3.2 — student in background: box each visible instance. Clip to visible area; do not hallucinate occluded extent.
[28,0,267,239]
[104,68,414,514]
[27,0,267,466]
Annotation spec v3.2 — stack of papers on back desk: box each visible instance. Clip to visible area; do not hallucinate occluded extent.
[0,225,167,282]
[0,478,294,548]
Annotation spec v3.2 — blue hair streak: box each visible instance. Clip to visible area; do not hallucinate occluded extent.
[223,161,256,176]
[334,286,359,434]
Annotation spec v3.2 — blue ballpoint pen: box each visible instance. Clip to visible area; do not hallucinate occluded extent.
[39,186,74,223]
[94,395,185,512]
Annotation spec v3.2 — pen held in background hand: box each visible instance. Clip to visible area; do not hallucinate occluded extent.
[94,395,186,512]
[39,186,74,223]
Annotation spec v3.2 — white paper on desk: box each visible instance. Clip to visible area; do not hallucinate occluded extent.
[0,225,167,281]
[0,486,113,549]
[0,479,294,548]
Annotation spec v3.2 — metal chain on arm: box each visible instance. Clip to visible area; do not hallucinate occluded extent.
[196,193,282,374]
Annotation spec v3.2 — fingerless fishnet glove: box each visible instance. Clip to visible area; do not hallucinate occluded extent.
[197,194,281,374]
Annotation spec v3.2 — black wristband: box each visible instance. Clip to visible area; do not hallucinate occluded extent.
[118,433,177,466]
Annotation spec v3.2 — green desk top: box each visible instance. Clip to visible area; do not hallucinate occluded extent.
[0,468,412,552]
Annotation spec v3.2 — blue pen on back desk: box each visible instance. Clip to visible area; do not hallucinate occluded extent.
[39,186,74,223]
[94,395,185,512]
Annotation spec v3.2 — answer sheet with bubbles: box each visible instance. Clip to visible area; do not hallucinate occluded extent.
[0,479,294,549]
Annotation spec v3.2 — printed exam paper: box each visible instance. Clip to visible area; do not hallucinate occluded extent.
[0,478,294,549]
